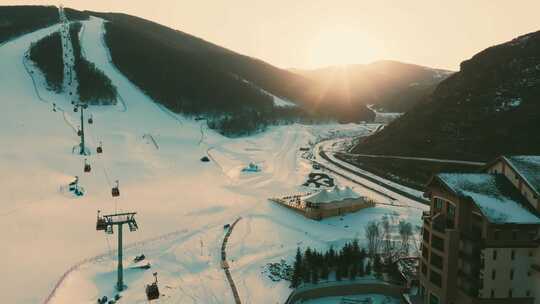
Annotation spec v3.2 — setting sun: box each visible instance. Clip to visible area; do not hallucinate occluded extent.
[307,26,382,67]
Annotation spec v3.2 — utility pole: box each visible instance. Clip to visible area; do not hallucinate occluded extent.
[96,211,139,291]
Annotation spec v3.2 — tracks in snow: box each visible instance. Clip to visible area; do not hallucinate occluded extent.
[221,217,243,304]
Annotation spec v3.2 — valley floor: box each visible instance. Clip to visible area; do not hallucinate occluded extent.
[0,17,426,304]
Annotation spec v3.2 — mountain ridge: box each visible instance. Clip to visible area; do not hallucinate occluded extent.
[353,29,540,161]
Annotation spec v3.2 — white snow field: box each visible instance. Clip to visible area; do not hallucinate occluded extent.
[0,16,425,304]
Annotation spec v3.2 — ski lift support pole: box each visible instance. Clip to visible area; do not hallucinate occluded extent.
[96,211,139,291]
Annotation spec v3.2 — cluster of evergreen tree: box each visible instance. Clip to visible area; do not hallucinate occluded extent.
[64,8,89,21]
[0,6,58,44]
[69,22,117,105]
[290,240,374,288]
[29,31,63,92]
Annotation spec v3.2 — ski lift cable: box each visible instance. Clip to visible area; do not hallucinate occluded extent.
[83,115,121,215]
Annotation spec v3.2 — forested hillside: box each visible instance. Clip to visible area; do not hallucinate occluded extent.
[87,12,375,128]
[0,6,58,44]
[353,31,540,161]
[28,31,63,92]
[69,22,117,105]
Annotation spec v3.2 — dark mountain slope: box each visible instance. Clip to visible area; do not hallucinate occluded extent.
[294,61,452,113]
[0,5,58,44]
[353,31,540,161]
[83,11,374,124]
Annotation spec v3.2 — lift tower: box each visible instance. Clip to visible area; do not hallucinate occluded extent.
[96,210,139,291]
[74,102,88,155]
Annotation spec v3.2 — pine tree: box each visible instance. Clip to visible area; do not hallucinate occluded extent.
[358,260,365,277]
[350,263,358,280]
[291,247,303,288]
[321,264,329,281]
[311,269,319,284]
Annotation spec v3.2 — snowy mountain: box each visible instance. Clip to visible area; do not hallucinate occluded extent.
[0,7,426,304]
[353,30,540,161]
[293,61,453,113]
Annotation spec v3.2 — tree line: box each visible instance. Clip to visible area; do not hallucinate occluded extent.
[290,218,417,289]
[290,240,377,288]
[29,31,63,92]
[69,22,117,105]
[0,6,58,44]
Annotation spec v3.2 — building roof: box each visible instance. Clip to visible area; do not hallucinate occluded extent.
[436,173,540,225]
[504,155,540,196]
[305,186,360,204]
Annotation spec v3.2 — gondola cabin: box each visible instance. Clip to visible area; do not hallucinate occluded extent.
[146,273,160,301]
[112,180,120,197]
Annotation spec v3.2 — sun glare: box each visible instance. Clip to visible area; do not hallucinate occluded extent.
[307,27,380,68]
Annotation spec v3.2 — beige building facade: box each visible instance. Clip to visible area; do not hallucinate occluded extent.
[419,155,540,304]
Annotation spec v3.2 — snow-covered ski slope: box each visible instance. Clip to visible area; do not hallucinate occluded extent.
[0,16,425,304]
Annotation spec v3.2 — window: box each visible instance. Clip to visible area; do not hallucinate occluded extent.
[512,230,518,240]
[529,250,534,257]
[493,250,497,260]
[509,289,513,298]
[490,289,495,298]
[494,230,500,240]
[431,235,444,252]
[447,203,456,218]
[492,270,496,280]
[434,198,443,210]
[430,270,442,287]
[511,250,515,260]
[527,290,531,297]
[429,292,440,304]
[430,252,443,270]
[510,269,514,280]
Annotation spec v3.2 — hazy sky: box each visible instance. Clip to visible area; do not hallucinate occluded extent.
[5,0,540,70]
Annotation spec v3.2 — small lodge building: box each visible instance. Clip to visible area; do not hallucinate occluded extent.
[270,186,374,220]
[419,155,540,304]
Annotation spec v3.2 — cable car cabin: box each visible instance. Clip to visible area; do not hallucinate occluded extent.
[77,129,82,136]
[96,210,107,231]
[96,218,107,231]
[97,146,103,154]
[84,160,91,173]
[74,106,78,112]
[88,117,93,124]
[112,181,120,197]
[146,273,160,301]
